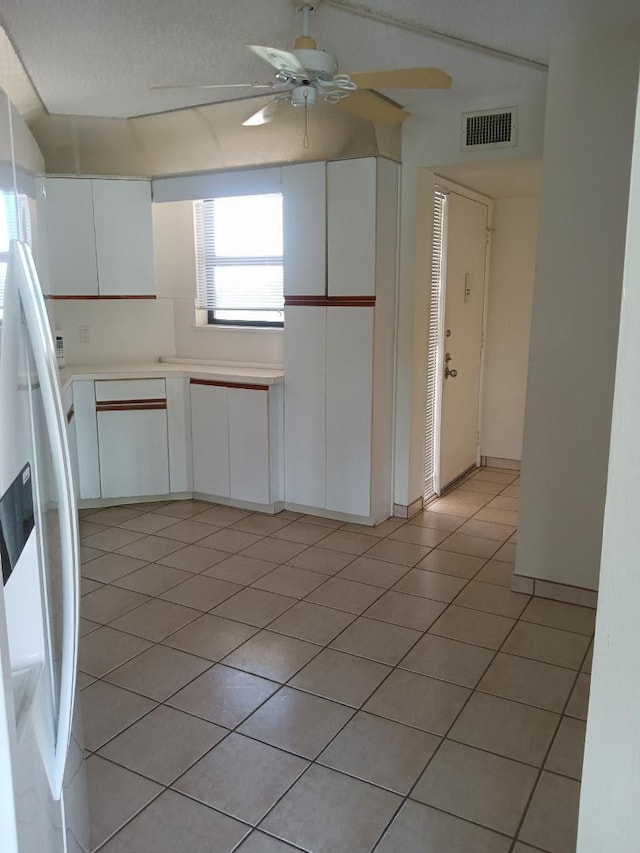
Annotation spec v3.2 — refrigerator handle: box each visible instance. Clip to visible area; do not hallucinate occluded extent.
[11,241,80,800]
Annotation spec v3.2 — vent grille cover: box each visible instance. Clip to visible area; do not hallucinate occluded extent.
[462,108,517,149]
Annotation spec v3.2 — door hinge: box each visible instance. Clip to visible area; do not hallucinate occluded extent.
[485,226,495,246]
[476,430,480,446]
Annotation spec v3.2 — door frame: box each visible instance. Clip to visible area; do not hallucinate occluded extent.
[427,176,493,497]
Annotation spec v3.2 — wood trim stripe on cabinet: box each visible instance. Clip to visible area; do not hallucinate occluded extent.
[66,405,74,424]
[190,379,270,391]
[96,399,167,412]
[47,294,157,300]
[284,295,376,307]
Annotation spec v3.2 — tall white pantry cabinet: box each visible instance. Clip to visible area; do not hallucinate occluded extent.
[283,156,399,523]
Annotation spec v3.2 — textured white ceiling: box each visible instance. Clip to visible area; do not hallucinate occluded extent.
[0,0,639,119]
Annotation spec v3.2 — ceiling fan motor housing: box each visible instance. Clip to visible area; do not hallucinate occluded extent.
[291,84,318,107]
[292,48,337,81]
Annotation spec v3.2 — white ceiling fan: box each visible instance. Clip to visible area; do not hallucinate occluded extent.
[153,2,452,137]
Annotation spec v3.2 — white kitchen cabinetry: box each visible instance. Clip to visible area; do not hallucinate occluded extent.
[62,384,80,495]
[283,162,326,296]
[73,380,100,500]
[190,381,282,506]
[95,379,170,499]
[45,177,154,296]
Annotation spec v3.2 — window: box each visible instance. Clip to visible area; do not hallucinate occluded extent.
[194,193,284,327]
[0,191,32,320]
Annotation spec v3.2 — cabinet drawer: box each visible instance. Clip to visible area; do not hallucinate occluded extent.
[95,378,166,403]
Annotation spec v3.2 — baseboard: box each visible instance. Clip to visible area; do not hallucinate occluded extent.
[393,496,424,519]
[78,492,192,509]
[481,456,521,471]
[511,573,597,609]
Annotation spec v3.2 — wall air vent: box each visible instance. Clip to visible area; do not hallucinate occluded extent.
[462,108,517,150]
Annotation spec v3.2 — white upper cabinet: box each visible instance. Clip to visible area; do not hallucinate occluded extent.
[45,177,155,296]
[93,179,155,295]
[327,157,377,297]
[45,179,99,295]
[283,162,326,296]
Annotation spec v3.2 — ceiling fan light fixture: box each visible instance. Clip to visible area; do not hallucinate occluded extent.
[291,84,317,108]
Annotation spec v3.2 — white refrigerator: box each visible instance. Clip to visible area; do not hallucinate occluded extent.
[0,91,88,853]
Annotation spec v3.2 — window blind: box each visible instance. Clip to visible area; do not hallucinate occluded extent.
[194,193,284,325]
[423,188,448,503]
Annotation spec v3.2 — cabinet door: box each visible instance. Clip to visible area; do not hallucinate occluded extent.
[228,389,270,504]
[326,307,374,517]
[284,306,327,509]
[73,380,100,500]
[283,162,326,296]
[45,178,99,295]
[97,409,170,499]
[327,158,376,297]
[190,384,230,498]
[92,179,155,295]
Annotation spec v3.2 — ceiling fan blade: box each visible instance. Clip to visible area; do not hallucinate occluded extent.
[337,90,410,126]
[246,44,307,74]
[242,98,282,127]
[150,82,274,91]
[348,67,452,90]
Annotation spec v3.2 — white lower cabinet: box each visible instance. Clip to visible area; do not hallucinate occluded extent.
[228,388,270,504]
[190,383,230,498]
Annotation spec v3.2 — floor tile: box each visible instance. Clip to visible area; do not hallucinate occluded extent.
[260,765,401,853]
[318,711,440,794]
[520,598,596,636]
[238,686,354,758]
[99,705,227,784]
[251,564,326,598]
[168,663,279,728]
[301,513,344,529]
[198,528,264,553]
[399,634,494,688]
[493,542,517,563]
[163,613,258,660]
[99,790,248,853]
[272,520,332,545]
[429,605,515,649]
[289,648,391,707]
[417,549,486,579]
[235,833,299,852]
[160,574,242,610]
[126,500,173,511]
[453,581,530,618]
[86,506,143,526]
[268,601,355,645]
[316,529,379,555]
[78,626,151,677]
[113,563,190,596]
[306,577,383,614]
[545,716,586,780]
[81,680,156,751]
[581,642,593,674]
[286,545,355,575]
[80,546,105,566]
[79,520,108,541]
[337,555,410,588]
[458,519,515,542]
[475,507,519,526]
[502,621,591,669]
[119,512,181,535]
[155,499,211,518]
[376,799,511,853]
[449,691,559,765]
[512,844,541,853]
[329,616,421,665]
[80,617,101,637]
[478,653,576,712]
[223,630,320,682]
[438,533,503,559]
[470,470,517,484]
[519,771,580,853]
[565,672,590,720]
[391,569,467,603]
[105,644,212,701]
[156,518,222,543]
[457,478,505,495]
[342,518,403,537]
[212,588,297,627]
[86,755,161,851]
[364,590,446,630]
[81,585,149,624]
[428,495,491,518]
[474,559,514,587]
[412,740,537,836]
[363,538,430,566]
[192,505,253,526]
[157,543,229,572]
[409,511,464,532]
[242,537,308,564]
[77,671,95,690]
[231,513,298,536]
[82,552,149,584]
[175,733,307,825]
[364,669,470,735]
[204,554,278,584]
[116,535,185,561]
[110,598,200,641]
[388,524,449,547]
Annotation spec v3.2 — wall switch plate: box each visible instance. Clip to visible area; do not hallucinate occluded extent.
[79,325,90,344]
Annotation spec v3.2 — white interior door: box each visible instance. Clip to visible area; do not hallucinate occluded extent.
[437,191,489,489]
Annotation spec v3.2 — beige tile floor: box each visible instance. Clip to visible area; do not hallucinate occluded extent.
[78,468,593,853]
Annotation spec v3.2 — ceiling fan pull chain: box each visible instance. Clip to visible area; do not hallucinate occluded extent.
[303,89,310,149]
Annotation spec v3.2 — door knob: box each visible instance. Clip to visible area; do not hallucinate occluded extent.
[445,367,458,378]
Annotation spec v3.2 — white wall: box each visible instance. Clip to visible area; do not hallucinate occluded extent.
[481,196,539,460]
[516,26,640,591]
[578,72,640,852]
[152,201,284,366]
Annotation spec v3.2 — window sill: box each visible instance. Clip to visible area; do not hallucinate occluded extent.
[193,323,283,334]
